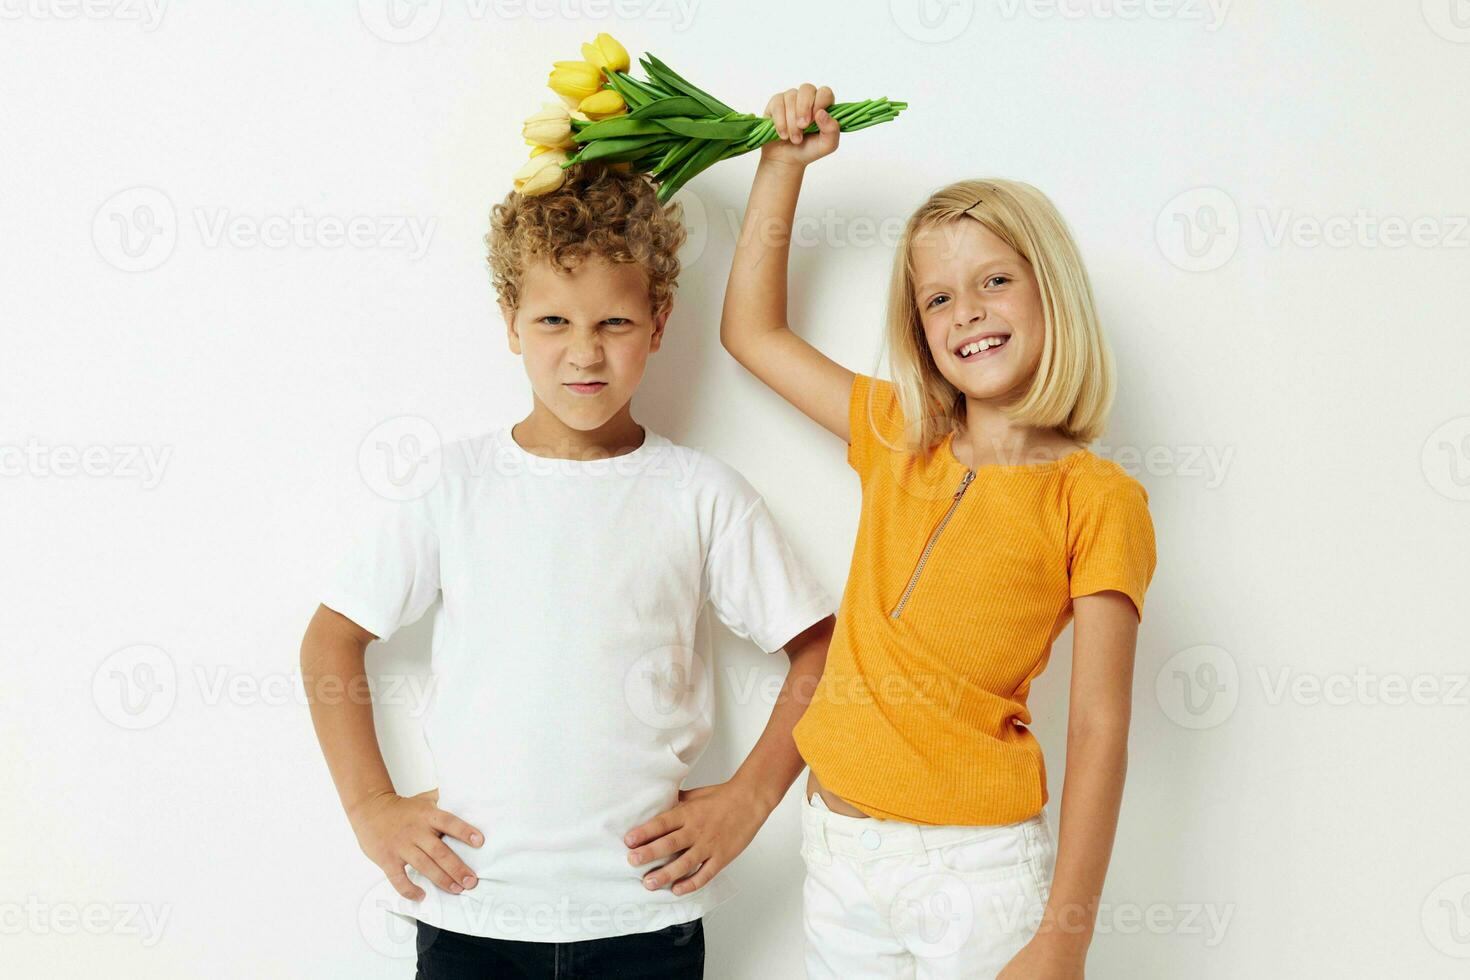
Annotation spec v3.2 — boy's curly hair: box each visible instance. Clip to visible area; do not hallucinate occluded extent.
[486,161,687,317]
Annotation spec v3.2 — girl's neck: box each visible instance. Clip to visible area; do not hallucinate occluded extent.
[952,400,1080,469]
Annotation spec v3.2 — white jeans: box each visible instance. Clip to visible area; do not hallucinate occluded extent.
[800,789,1057,979]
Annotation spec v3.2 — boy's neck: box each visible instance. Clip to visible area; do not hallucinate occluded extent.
[511,400,648,461]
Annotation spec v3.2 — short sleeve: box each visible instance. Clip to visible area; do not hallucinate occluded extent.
[704,495,836,654]
[847,374,905,476]
[1067,474,1157,621]
[320,495,441,641]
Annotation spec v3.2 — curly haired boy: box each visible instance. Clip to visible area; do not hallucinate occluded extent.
[303,161,836,979]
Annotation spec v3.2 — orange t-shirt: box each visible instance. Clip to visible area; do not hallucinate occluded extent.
[791,373,1158,826]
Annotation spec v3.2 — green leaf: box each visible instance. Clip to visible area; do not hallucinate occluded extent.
[600,71,650,110]
[574,116,671,141]
[655,116,758,141]
[639,53,733,117]
[568,134,670,164]
[657,138,732,202]
[627,96,707,119]
[652,138,702,178]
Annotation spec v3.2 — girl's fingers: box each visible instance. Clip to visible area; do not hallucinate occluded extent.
[815,85,834,111]
[782,89,802,143]
[796,82,817,126]
[769,95,788,139]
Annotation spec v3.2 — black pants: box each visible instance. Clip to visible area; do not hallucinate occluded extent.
[415,918,704,979]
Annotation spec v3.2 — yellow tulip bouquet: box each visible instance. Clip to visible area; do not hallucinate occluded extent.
[514,33,907,203]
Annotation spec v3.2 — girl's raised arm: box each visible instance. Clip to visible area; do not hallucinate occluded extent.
[719,87,855,443]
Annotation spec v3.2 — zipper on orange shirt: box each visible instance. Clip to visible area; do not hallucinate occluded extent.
[889,468,976,618]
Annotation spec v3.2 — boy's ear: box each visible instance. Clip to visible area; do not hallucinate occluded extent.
[500,299,521,354]
[649,302,671,353]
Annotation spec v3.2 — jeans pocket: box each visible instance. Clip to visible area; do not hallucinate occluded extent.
[929,829,1030,881]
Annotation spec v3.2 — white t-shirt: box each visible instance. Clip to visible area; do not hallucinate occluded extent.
[322,423,835,942]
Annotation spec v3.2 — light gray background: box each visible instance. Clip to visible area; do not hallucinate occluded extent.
[4,1,1468,977]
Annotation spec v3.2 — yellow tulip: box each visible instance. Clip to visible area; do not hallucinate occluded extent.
[513,149,569,196]
[578,89,626,119]
[580,33,629,74]
[522,102,575,149]
[548,60,602,104]
[528,143,553,158]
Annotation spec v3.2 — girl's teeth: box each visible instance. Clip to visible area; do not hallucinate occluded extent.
[959,337,1007,358]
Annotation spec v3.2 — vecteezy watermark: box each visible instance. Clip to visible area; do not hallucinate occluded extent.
[92,186,436,272]
[0,0,168,30]
[1257,667,1470,708]
[357,418,709,501]
[1155,187,1241,273]
[0,897,172,946]
[357,0,700,44]
[93,644,178,730]
[1423,873,1470,958]
[1157,187,1470,272]
[1091,442,1235,488]
[92,644,438,730]
[359,416,444,501]
[0,439,172,488]
[1421,0,1470,44]
[1155,644,1239,730]
[889,0,976,43]
[995,0,1230,31]
[1422,416,1470,501]
[624,645,711,733]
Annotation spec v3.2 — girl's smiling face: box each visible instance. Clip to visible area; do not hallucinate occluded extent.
[911,218,1046,405]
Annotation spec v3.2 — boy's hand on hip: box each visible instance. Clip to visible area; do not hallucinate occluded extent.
[759,83,840,169]
[623,782,768,896]
[348,788,484,901]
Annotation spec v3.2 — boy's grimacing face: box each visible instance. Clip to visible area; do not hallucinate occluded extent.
[911,219,1046,405]
[500,254,668,432]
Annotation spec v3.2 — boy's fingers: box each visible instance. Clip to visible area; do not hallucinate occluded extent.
[626,827,694,867]
[672,859,718,896]
[624,807,681,848]
[430,808,484,848]
[421,834,479,890]
[405,844,465,894]
[645,849,707,890]
[383,865,426,902]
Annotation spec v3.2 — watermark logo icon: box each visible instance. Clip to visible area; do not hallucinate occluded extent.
[93,187,177,272]
[359,0,442,43]
[1422,416,1470,501]
[92,644,177,730]
[1156,187,1239,272]
[1423,0,1470,43]
[359,416,442,501]
[1422,873,1470,957]
[1156,644,1238,729]
[890,0,974,42]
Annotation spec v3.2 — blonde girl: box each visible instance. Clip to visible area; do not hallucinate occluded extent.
[719,84,1158,979]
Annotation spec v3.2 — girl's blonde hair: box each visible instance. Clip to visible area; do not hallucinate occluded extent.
[878,178,1115,457]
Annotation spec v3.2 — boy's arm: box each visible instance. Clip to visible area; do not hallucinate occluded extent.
[623,613,835,897]
[719,84,854,443]
[301,603,484,901]
[727,613,834,814]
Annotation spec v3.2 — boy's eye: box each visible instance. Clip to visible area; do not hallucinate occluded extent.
[540,316,567,325]
[605,318,630,326]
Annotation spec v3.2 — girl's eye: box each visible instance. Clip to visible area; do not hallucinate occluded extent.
[926,295,948,309]
[986,275,1011,288]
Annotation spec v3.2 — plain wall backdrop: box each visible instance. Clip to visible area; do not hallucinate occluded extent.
[4,1,1469,977]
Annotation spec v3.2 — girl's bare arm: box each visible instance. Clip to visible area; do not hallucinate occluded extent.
[719,85,855,442]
